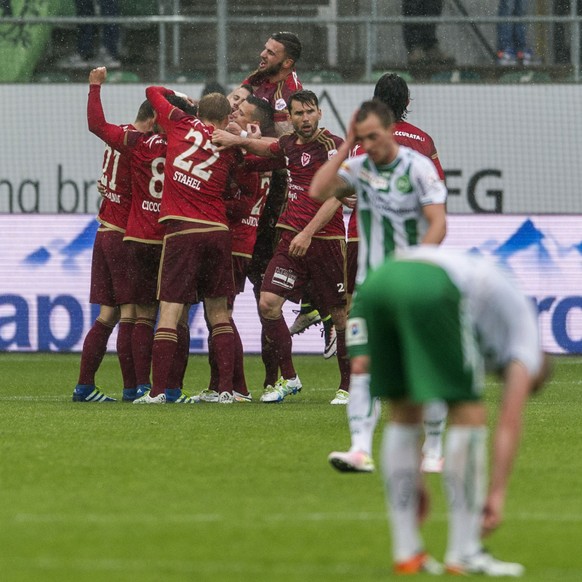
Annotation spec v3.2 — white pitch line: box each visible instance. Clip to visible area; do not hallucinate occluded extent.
[12,510,582,526]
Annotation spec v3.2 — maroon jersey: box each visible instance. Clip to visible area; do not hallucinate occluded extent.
[348,120,445,239]
[272,129,345,239]
[87,85,133,232]
[243,70,302,123]
[146,86,238,228]
[227,159,271,258]
[124,132,167,243]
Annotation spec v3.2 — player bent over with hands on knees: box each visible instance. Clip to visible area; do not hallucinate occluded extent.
[332,245,550,576]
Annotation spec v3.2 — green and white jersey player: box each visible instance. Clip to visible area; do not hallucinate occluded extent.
[340,245,547,575]
[310,99,447,474]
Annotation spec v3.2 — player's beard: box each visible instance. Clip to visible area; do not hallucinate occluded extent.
[296,123,317,141]
[248,59,283,84]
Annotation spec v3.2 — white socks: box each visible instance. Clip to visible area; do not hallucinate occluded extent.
[422,399,448,459]
[443,426,488,565]
[381,423,423,562]
[347,373,381,454]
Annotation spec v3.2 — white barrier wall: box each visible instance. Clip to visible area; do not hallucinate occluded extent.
[2,84,582,214]
[0,215,580,354]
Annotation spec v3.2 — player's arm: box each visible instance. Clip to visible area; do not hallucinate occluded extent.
[421,203,447,245]
[87,68,128,150]
[288,197,342,258]
[482,360,533,535]
[310,141,357,202]
[212,128,278,157]
[145,85,185,129]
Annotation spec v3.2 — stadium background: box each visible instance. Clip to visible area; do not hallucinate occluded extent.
[1,0,582,353]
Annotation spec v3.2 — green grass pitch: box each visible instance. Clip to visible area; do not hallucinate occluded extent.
[0,353,581,581]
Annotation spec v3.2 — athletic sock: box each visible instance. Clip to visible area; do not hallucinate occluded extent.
[117,318,136,389]
[381,423,424,562]
[443,426,488,565]
[422,399,448,459]
[335,328,350,391]
[151,327,178,397]
[132,317,155,386]
[347,373,380,454]
[211,322,235,393]
[231,318,248,394]
[78,318,114,385]
[261,327,278,387]
[261,315,296,379]
[167,322,190,390]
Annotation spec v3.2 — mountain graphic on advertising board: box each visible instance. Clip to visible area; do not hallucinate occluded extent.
[468,218,582,272]
[22,219,99,271]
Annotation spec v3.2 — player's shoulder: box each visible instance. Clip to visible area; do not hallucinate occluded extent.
[284,70,302,92]
[316,128,344,151]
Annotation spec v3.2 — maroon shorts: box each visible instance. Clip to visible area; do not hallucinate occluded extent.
[347,239,358,295]
[261,230,347,308]
[228,254,251,308]
[90,229,135,306]
[158,224,234,304]
[125,241,162,304]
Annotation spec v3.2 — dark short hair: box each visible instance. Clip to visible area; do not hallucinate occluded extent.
[197,92,231,124]
[245,95,275,136]
[166,93,198,116]
[287,89,318,113]
[355,100,395,128]
[201,80,227,97]
[270,31,302,63]
[373,73,409,121]
[135,99,155,122]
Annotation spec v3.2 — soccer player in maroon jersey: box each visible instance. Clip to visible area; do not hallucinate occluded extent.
[134,87,239,405]
[242,31,302,137]
[201,95,277,403]
[328,73,449,474]
[213,90,350,405]
[72,68,156,403]
[86,67,200,402]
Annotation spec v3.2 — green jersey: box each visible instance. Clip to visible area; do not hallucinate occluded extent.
[338,145,447,285]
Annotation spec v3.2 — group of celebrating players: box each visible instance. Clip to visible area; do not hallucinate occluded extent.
[68,28,549,578]
[72,30,447,412]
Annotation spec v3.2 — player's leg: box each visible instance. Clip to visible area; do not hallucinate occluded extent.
[329,304,349,404]
[165,305,196,403]
[117,302,137,401]
[421,399,448,473]
[205,296,235,404]
[73,303,119,402]
[328,290,380,470]
[132,302,158,397]
[258,291,301,402]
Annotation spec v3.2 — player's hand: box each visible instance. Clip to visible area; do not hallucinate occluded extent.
[212,128,242,150]
[89,67,107,85]
[96,180,107,198]
[346,110,358,148]
[289,231,312,258]
[246,123,261,139]
[225,121,243,135]
[481,491,504,536]
[341,195,357,210]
